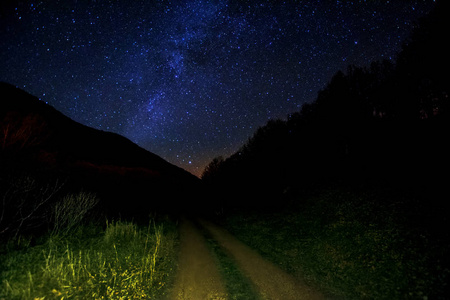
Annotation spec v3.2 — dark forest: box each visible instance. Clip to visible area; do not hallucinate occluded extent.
[202,1,449,209]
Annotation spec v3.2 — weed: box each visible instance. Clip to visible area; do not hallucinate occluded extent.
[0,219,178,299]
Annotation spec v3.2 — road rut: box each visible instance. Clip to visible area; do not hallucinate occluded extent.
[198,219,324,300]
[170,217,227,300]
[171,217,324,299]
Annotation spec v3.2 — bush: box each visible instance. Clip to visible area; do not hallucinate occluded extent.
[0,175,62,240]
[52,192,99,235]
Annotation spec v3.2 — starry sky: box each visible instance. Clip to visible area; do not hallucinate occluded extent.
[0,0,436,177]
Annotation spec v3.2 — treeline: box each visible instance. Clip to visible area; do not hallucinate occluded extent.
[202,1,449,208]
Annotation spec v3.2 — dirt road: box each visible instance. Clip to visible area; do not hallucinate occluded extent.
[170,217,227,300]
[170,217,324,300]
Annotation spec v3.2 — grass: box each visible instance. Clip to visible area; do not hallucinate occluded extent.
[0,218,178,299]
[222,185,450,299]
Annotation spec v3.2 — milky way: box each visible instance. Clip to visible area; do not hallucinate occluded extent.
[0,1,435,176]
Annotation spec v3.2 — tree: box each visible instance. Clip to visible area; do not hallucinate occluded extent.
[201,156,224,182]
[396,0,450,119]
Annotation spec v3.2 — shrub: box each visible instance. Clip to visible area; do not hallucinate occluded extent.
[0,175,62,240]
[52,192,99,235]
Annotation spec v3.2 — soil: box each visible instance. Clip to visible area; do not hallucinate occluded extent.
[198,219,325,300]
[170,217,324,300]
[170,217,227,300]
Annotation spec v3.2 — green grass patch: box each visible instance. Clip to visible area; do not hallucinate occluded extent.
[193,221,260,300]
[222,186,449,299]
[0,217,178,299]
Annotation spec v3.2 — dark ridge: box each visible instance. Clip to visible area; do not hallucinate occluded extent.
[1,82,202,217]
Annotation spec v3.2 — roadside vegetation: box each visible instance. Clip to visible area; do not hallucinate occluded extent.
[0,174,179,300]
[221,185,449,299]
[1,218,178,300]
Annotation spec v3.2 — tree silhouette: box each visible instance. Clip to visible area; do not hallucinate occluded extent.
[396,0,450,119]
[201,156,224,183]
[201,1,450,208]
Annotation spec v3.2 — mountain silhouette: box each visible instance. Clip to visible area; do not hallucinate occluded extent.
[0,82,201,215]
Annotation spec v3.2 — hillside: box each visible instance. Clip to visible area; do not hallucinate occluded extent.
[202,1,450,208]
[0,82,201,215]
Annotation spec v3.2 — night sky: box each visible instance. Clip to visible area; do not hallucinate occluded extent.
[0,1,436,177]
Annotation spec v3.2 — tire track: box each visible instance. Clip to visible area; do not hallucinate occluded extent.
[198,219,325,300]
[170,217,227,300]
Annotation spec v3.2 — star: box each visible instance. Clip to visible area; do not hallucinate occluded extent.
[0,1,436,177]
